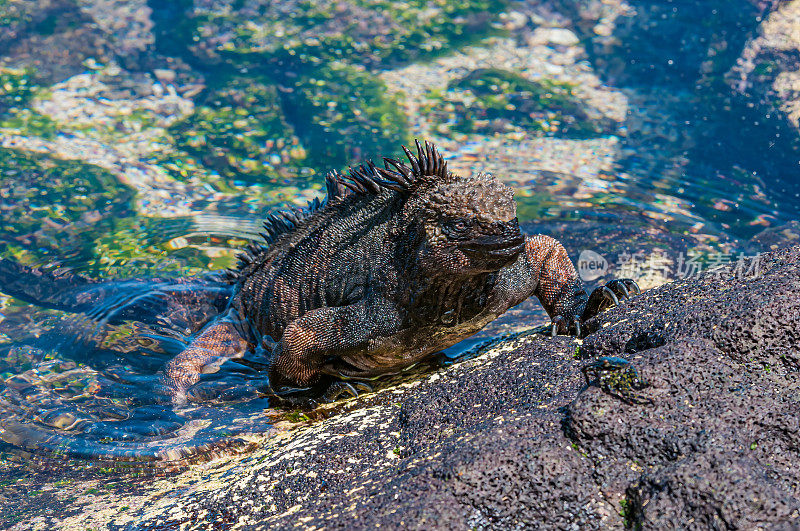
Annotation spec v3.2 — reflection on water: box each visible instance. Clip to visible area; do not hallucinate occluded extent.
[445,136,786,242]
[0,270,276,464]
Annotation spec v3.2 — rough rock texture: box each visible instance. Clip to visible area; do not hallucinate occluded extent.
[0,0,115,83]
[580,246,800,372]
[100,245,800,530]
[748,220,800,253]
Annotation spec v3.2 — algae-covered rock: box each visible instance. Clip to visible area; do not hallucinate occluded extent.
[425,68,610,138]
[163,62,409,182]
[0,67,58,139]
[284,62,410,170]
[152,0,430,178]
[168,76,306,183]
[0,148,133,266]
[748,220,800,253]
[151,0,508,71]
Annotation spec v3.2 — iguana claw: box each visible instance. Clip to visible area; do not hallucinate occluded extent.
[322,382,358,402]
[602,286,620,306]
[321,380,373,403]
[583,278,640,320]
[351,381,374,394]
[551,315,581,337]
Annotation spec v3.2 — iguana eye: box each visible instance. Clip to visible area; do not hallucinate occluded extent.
[443,219,471,237]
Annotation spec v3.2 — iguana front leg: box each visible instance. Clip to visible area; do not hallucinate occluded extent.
[162,309,251,403]
[494,235,638,336]
[269,298,401,391]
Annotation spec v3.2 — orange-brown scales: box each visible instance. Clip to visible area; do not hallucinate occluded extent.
[162,140,639,402]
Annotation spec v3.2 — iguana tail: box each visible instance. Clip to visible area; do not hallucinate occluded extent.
[0,258,100,312]
[0,258,234,333]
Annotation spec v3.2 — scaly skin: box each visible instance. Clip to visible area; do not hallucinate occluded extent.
[159,140,639,401]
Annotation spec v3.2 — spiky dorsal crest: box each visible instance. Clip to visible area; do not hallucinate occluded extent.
[227,139,450,281]
[325,170,350,198]
[328,139,450,197]
[395,139,449,185]
[228,196,324,279]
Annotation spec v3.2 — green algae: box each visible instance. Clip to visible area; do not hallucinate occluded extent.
[168,76,307,184]
[0,108,57,139]
[0,67,58,138]
[0,67,36,111]
[453,69,580,111]
[284,411,311,423]
[356,0,509,65]
[0,147,133,237]
[88,217,218,278]
[425,68,608,138]
[282,62,410,171]
[152,0,505,179]
[0,148,136,268]
[180,0,509,71]
[163,64,410,184]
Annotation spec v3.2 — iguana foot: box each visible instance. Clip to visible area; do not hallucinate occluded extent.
[582,279,640,320]
[265,380,373,409]
[269,394,321,410]
[581,356,651,405]
[548,279,639,338]
[321,380,373,403]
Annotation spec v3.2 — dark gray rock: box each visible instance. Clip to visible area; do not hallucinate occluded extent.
[126,245,800,529]
[580,246,800,372]
[628,451,799,530]
[749,221,800,253]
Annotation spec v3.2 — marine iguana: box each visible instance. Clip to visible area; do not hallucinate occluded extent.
[162,140,638,400]
[0,140,638,403]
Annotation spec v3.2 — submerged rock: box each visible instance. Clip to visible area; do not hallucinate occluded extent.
[0,0,115,84]
[0,147,134,266]
[748,220,800,253]
[86,245,799,530]
[167,76,306,183]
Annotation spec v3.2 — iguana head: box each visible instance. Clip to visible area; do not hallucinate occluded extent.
[410,170,524,275]
[328,140,525,277]
[381,141,525,276]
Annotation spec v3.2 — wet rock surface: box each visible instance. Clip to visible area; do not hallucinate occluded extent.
[90,245,799,530]
[748,220,800,253]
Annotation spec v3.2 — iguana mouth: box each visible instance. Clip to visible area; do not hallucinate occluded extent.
[459,234,526,260]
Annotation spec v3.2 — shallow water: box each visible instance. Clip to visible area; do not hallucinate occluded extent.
[0,1,799,519]
[0,268,538,466]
